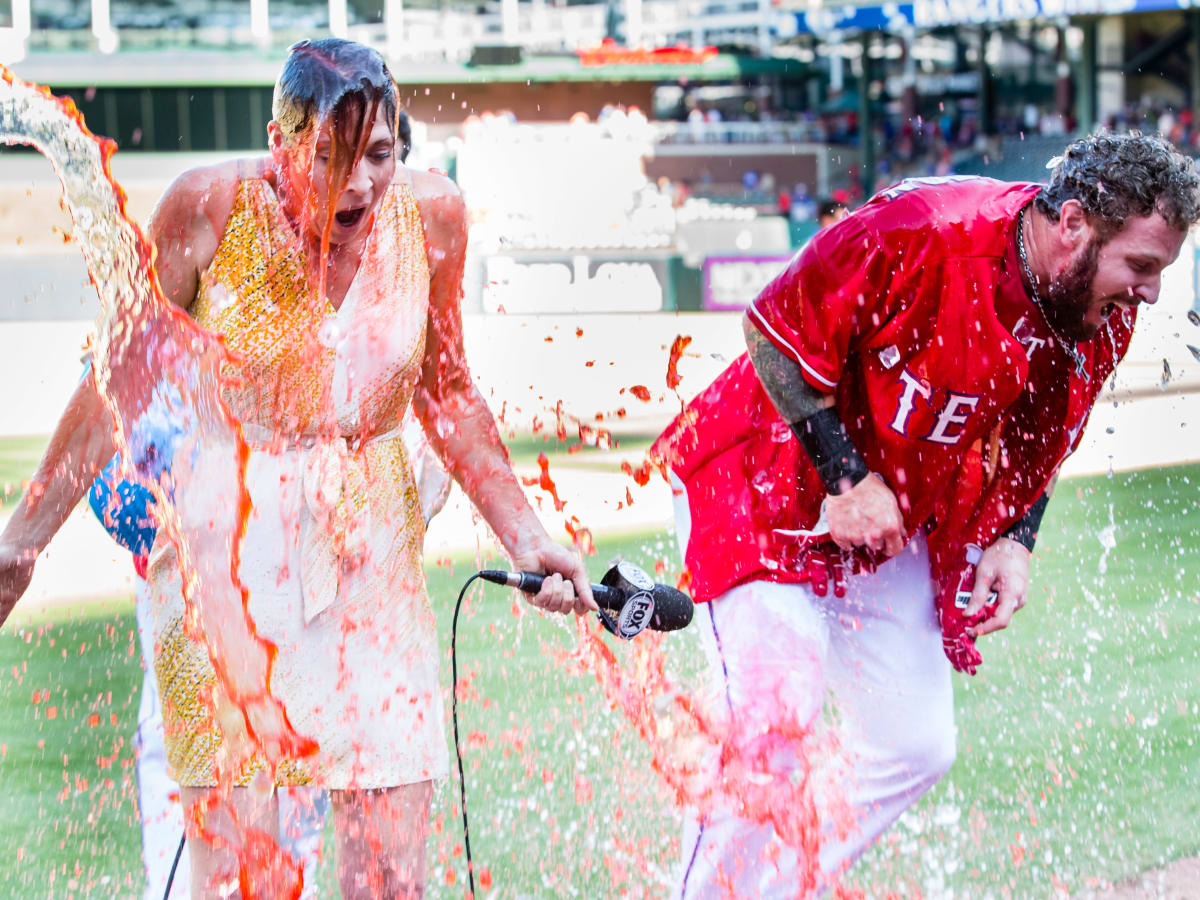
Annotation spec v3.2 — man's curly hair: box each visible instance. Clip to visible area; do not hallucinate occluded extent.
[1035,132,1200,240]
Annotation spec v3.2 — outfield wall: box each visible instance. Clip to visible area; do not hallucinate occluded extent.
[3,249,1198,609]
[2,298,1198,477]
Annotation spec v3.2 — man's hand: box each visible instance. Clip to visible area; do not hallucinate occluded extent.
[0,543,37,630]
[824,475,906,558]
[964,537,1031,638]
[510,539,598,617]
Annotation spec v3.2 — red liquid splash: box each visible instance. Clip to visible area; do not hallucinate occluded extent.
[1,66,311,896]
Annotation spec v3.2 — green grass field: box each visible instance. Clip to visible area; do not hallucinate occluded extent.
[0,436,51,510]
[500,430,657,470]
[1,441,1197,897]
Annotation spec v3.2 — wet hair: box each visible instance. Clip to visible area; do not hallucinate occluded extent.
[272,38,397,147]
[396,109,411,163]
[1035,132,1200,240]
[272,39,400,291]
[818,199,846,221]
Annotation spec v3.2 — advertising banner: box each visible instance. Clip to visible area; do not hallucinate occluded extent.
[482,254,671,314]
[702,255,793,311]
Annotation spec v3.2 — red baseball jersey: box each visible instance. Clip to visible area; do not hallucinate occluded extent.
[653,176,1132,669]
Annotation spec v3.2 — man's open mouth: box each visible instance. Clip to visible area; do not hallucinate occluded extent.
[335,206,367,228]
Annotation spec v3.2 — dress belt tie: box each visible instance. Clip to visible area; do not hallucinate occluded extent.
[240,423,403,624]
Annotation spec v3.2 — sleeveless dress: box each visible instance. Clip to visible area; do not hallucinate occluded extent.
[144,173,447,789]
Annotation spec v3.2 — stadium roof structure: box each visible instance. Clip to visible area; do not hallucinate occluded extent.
[12,49,810,90]
[788,0,1191,33]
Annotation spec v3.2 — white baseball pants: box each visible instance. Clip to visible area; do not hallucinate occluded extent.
[671,476,956,899]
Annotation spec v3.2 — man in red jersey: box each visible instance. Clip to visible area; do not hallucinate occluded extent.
[654,135,1200,897]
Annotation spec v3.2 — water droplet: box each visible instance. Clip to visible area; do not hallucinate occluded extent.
[1161,358,1172,387]
[1187,344,1200,363]
[318,316,342,348]
[1188,309,1200,327]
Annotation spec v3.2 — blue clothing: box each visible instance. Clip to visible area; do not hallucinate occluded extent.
[81,360,187,556]
[89,455,157,557]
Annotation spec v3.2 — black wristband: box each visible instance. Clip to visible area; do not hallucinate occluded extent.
[1002,493,1049,551]
[790,407,870,495]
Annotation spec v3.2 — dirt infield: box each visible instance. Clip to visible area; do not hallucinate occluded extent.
[1084,857,1200,898]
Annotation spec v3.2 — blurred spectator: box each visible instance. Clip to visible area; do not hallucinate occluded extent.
[818,197,848,229]
[789,183,817,222]
[935,146,953,176]
[396,109,412,164]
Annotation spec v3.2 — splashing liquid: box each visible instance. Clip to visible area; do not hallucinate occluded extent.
[566,618,857,897]
[0,67,310,896]
[3,67,849,897]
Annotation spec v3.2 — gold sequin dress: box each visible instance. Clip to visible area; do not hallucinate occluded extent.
[145,173,447,789]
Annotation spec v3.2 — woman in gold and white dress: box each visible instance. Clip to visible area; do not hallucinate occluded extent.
[0,38,595,898]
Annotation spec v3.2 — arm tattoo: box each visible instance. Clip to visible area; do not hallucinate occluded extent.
[743,317,867,493]
[743,317,834,422]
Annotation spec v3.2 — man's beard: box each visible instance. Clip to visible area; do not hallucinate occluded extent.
[1042,239,1101,342]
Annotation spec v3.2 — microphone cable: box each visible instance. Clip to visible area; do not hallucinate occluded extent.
[450,571,618,897]
[162,831,185,900]
[164,567,618,900]
[450,573,483,899]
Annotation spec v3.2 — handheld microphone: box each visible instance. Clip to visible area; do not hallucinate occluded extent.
[479,561,694,639]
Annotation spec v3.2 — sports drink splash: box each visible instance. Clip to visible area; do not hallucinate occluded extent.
[0,66,309,895]
[0,66,848,897]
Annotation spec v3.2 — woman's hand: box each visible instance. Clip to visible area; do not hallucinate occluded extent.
[510,538,598,617]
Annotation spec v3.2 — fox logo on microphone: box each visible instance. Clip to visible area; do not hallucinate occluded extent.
[616,590,655,639]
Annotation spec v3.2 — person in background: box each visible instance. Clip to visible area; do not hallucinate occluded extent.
[790,183,818,222]
[817,197,848,229]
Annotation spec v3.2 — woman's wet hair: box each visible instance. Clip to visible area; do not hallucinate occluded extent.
[273,38,398,148]
[1036,132,1200,240]
[272,39,401,287]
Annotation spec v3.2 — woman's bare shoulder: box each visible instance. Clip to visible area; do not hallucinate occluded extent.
[152,156,271,237]
[407,168,466,222]
[407,167,466,257]
[150,157,270,307]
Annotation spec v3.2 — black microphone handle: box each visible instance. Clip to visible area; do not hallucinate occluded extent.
[478,569,694,632]
[478,570,625,610]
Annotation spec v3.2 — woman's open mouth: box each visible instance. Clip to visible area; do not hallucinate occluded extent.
[335,206,367,229]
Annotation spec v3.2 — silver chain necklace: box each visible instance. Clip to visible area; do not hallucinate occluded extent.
[1016,208,1088,380]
